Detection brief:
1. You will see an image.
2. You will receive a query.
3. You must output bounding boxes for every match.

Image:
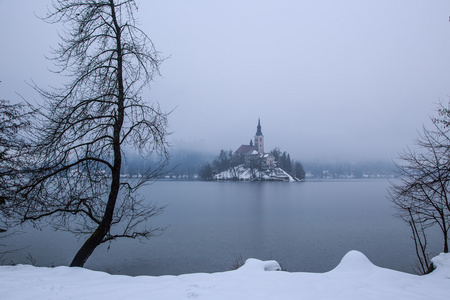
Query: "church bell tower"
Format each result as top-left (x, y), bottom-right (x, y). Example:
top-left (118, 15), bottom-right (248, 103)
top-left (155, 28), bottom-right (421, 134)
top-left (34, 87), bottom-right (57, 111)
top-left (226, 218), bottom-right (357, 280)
top-left (254, 118), bottom-right (264, 154)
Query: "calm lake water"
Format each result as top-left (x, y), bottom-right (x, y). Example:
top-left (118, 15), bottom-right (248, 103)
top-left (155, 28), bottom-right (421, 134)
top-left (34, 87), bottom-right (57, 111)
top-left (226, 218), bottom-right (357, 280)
top-left (1, 180), bottom-right (443, 275)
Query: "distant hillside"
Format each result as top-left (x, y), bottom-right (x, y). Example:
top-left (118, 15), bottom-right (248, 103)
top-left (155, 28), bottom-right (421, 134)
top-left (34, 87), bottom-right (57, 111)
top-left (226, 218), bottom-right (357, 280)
top-left (122, 149), bottom-right (395, 180)
top-left (303, 160), bottom-right (395, 179)
top-left (123, 148), bottom-right (214, 179)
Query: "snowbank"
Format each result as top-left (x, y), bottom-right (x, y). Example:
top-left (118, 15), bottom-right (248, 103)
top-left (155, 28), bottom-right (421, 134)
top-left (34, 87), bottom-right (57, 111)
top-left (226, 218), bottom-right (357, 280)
top-left (0, 251), bottom-right (449, 299)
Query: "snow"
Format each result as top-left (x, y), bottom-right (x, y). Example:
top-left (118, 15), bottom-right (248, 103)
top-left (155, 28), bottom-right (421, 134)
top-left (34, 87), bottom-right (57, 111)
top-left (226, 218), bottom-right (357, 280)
top-left (214, 165), bottom-right (298, 181)
top-left (0, 251), bottom-right (449, 299)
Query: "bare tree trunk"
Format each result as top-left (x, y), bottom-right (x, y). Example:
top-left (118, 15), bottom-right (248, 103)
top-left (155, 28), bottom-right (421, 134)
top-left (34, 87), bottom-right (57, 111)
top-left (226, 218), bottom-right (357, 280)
top-left (407, 209), bottom-right (433, 274)
top-left (10, 0), bottom-right (168, 268)
top-left (70, 1), bottom-right (124, 267)
top-left (444, 227), bottom-right (448, 253)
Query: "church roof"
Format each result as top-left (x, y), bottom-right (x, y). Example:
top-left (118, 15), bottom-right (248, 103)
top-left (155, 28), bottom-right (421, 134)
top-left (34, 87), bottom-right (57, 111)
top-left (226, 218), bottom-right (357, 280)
top-left (235, 144), bottom-right (258, 155)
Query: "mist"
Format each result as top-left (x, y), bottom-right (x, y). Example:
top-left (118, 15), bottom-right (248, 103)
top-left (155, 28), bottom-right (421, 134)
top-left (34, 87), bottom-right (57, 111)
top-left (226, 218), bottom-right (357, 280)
top-left (1, 0), bottom-right (449, 162)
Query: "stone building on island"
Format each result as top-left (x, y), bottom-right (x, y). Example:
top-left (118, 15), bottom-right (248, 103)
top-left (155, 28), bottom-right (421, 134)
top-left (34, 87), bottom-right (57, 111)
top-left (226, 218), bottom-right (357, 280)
top-left (235, 119), bottom-right (275, 169)
top-left (213, 118), bottom-right (297, 181)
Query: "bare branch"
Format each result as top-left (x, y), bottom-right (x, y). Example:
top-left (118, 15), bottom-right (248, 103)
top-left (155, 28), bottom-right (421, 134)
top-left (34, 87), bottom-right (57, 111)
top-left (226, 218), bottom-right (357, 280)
top-left (7, 0), bottom-right (170, 268)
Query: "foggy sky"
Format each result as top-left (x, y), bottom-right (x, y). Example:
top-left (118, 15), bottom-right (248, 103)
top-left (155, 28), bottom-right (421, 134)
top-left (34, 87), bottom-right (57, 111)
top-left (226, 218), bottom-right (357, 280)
top-left (1, 0), bottom-right (450, 162)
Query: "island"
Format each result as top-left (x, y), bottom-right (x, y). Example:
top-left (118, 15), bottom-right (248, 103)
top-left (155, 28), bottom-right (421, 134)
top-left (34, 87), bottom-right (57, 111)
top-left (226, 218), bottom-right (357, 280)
top-left (201, 119), bottom-right (304, 182)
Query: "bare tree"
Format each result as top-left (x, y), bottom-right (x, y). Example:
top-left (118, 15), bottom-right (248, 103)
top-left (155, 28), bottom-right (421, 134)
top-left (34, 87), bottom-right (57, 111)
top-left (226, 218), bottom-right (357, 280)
top-left (406, 208), bottom-right (434, 274)
top-left (247, 154), bottom-right (262, 180)
top-left (0, 99), bottom-right (34, 232)
top-left (389, 103), bottom-right (450, 273)
top-left (8, 0), bottom-right (170, 267)
top-left (0, 95), bottom-right (36, 260)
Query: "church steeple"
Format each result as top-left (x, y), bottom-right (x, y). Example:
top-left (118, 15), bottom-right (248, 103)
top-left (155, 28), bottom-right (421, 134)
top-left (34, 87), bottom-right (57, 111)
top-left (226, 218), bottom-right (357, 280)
top-left (255, 118), bottom-right (263, 136)
top-left (254, 118), bottom-right (264, 153)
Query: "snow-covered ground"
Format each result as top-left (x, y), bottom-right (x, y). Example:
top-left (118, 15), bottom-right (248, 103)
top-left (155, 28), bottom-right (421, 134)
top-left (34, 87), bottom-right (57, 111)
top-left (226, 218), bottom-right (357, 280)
top-left (0, 251), bottom-right (449, 299)
top-left (214, 165), bottom-right (298, 181)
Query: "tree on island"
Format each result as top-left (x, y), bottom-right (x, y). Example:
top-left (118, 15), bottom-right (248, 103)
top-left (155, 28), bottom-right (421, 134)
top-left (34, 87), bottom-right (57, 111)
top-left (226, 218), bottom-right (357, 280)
top-left (247, 152), bottom-right (263, 180)
top-left (213, 150), bottom-right (233, 173)
top-left (202, 147), bottom-right (305, 181)
top-left (389, 103), bottom-right (450, 274)
top-left (270, 148), bottom-right (305, 180)
top-left (5, 0), bottom-right (170, 268)
top-left (199, 163), bottom-right (214, 181)
top-left (293, 161), bottom-right (306, 180)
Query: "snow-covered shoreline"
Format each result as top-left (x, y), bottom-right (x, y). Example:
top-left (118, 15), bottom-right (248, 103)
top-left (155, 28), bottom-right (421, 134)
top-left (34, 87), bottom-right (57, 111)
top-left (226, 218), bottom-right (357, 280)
top-left (214, 165), bottom-right (298, 182)
top-left (0, 250), bottom-right (448, 299)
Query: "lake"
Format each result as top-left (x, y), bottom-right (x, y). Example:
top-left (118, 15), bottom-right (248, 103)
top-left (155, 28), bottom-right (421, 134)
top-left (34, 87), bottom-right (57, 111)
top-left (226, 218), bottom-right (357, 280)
top-left (1, 179), bottom-right (443, 275)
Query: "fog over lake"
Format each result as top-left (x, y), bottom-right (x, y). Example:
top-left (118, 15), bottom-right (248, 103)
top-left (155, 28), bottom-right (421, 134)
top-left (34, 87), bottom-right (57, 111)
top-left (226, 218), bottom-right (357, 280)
top-left (2, 180), bottom-right (442, 275)
top-left (1, 1), bottom-right (450, 161)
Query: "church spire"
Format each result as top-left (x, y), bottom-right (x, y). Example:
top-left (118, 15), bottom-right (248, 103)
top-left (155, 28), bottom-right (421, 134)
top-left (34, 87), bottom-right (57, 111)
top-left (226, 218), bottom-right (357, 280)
top-left (255, 118), bottom-right (263, 136)
top-left (254, 118), bottom-right (264, 153)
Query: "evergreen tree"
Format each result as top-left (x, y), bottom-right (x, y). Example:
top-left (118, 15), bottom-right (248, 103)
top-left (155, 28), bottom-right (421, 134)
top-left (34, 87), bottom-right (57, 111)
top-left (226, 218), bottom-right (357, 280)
top-left (294, 161), bottom-right (306, 180)
top-left (199, 163), bottom-right (214, 181)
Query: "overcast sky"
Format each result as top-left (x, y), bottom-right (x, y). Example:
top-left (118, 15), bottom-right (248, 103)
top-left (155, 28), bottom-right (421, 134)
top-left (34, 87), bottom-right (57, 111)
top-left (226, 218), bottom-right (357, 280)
top-left (1, 0), bottom-right (450, 162)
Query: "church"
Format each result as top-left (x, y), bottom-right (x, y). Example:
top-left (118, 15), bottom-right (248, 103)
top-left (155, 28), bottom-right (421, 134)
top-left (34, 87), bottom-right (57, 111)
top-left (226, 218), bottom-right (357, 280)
top-left (235, 119), bottom-right (275, 169)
